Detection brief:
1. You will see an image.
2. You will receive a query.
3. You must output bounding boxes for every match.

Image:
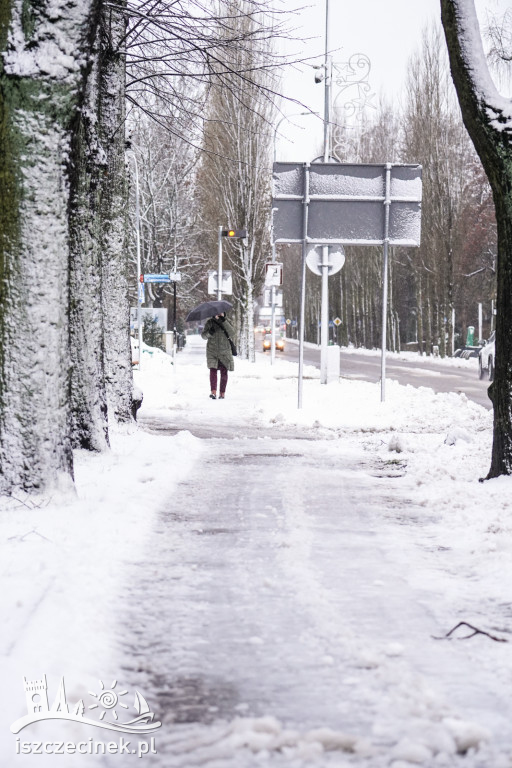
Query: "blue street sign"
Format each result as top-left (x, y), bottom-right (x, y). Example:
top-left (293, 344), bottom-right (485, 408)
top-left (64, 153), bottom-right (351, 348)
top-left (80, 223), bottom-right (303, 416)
top-left (143, 274), bottom-right (171, 283)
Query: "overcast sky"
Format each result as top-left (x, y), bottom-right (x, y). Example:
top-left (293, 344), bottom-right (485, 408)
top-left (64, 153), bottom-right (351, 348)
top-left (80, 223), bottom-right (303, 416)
top-left (276, 0), bottom-right (510, 160)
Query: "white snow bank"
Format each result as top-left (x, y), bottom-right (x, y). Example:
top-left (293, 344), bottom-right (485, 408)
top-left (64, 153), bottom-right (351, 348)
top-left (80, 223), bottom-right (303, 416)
top-left (0, 352), bottom-right (204, 739)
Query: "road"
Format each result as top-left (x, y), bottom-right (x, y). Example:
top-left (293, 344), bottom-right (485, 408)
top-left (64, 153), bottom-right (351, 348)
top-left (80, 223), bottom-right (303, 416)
top-left (272, 340), bottom-right (492, 409)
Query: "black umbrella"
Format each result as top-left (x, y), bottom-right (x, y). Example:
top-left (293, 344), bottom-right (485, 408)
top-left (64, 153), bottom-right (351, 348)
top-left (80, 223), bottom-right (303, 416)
top-left (186, 300), bottom-right (233, 322)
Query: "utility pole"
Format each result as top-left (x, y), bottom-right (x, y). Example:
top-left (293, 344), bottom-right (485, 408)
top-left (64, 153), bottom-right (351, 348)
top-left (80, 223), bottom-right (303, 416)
top-left (320, 0), bottom-right (332, 384)
top-left (322, 0), bottom-right (331, 165)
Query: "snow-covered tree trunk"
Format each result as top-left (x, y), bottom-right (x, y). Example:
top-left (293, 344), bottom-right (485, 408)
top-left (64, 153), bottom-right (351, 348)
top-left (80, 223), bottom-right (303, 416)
top-left (245, 273), bottom-right (256, 361)
top-left (98, 1), bottom-right (133, 424)
top-left (441, 0), bottom-right (512, 477)
top-left (69, 22), bottom-right (109, 451)
top-left (0, 0), bottom-right (99, 493)
top-left (238, 262), bottom-right (255, 359)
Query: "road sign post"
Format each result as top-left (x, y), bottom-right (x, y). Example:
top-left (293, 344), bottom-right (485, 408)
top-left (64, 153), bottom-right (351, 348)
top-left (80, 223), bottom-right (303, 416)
top-left (273, 161), bottom-right (422, 404)
top-left (265, 263), bottom-right (283, 366)
top-left (298, 164), bottom-right (310, 408)
top-left (217, 226), bottom-right (223, 301)
top-left (306, 246), bottom-right (345, 383)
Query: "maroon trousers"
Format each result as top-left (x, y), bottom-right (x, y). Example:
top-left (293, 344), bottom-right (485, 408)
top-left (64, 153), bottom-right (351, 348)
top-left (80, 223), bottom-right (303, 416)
top-left (209, 363), bottom-right (228, 394)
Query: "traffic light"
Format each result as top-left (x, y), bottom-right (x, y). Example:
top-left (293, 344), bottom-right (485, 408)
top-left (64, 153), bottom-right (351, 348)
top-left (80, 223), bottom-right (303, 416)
top-left (221, 228), bottom-right (247, 239)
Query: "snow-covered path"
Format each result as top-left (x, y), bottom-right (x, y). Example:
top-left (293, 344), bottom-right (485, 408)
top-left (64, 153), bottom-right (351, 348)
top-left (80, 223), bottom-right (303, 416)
top-left (106, 380), bottom-right (511, 766)
top-left (4, 337), bottom-right (512, 768)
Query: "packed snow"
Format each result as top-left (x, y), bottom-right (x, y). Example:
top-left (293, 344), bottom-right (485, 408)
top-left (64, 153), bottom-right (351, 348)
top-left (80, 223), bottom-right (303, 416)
top-left (2, 335), bottom-right (512, 767)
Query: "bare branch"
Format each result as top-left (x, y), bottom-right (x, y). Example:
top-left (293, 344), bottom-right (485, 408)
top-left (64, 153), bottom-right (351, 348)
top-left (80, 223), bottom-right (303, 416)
top-left (433, 621), bottom-right (508, 643)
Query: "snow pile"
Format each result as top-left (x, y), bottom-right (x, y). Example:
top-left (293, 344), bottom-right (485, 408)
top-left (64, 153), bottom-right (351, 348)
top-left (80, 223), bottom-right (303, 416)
top-left (227, 717), bottom-right (373, 758)
top-left (0, 361), bottom-right (204, 743)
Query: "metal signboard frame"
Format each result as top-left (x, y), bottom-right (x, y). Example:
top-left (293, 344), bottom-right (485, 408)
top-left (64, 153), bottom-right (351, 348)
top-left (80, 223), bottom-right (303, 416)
top-left (272, 161), bottom-right (422, 405)
top-left (273, 162), bottom-right (422, 246)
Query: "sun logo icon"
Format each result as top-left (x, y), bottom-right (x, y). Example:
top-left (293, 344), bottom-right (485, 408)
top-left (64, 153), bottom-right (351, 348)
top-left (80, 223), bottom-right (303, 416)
top-left (88, 680), bottom-right (129, 722)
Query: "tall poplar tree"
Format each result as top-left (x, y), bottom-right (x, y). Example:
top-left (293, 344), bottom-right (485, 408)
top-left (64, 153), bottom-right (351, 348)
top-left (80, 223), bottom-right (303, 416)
top-left (199, 1), bottom-right (276, 360)
top-left (0, 0), bottom-right (99, 492)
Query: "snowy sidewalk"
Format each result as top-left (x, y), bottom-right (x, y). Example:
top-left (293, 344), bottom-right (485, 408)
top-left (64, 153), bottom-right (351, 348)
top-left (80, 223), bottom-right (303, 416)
top-left (108, 424), bottom-right (512, 767)
top-left (2, 336), bottom-right (512, 767)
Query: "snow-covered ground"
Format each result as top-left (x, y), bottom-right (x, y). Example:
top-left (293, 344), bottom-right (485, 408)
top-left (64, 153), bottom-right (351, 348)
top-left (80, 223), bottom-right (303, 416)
top-left (2, 335), bottom-right (512, 767)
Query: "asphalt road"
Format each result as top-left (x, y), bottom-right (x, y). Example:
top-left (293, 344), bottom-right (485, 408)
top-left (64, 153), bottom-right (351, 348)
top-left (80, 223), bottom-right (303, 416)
top-left (270, 340), bottom-right (492, 410)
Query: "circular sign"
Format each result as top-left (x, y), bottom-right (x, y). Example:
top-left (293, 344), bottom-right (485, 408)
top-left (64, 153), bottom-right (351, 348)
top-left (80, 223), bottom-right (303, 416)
top-left (306, 246), bottom-right (345, 276)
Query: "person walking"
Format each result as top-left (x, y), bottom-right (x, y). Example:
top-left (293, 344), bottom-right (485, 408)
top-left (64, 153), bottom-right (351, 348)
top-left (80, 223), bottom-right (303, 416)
top-left (201, 312), bottom-right (235, 399)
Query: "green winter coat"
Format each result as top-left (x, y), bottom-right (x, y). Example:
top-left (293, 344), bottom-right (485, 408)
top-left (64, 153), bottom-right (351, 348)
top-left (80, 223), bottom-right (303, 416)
top-left (201, 317), bottom-right (236, 371)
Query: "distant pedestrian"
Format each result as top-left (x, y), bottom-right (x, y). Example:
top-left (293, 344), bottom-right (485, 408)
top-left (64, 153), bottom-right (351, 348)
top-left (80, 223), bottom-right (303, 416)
top-left (201, 313), bottom-right (235, 399)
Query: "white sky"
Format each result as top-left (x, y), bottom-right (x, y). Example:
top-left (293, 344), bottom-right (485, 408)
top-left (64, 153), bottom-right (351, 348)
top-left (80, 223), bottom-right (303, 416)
top-left (276, 0), bottom-right (511, 160)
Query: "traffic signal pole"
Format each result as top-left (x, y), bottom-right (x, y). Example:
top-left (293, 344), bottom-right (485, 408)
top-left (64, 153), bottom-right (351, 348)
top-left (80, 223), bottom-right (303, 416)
top-left (217, 226), bottom-right (223, 300)
top-left (217, 227), bottom-right (247, 300)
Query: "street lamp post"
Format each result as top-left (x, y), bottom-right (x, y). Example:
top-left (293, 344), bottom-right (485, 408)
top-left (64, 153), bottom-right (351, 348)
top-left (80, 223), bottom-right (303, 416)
top-left (322, 0), bottom-right (332, 163)
top-left (320, 0), bottom-right (332, 384)
top-left (315, 0), bottom-right (373, 384)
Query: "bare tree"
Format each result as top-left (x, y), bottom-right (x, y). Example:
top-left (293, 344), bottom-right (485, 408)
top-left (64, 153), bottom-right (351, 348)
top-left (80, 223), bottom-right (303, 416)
top-left (124, 0), bottom-right (288, 146)
top-left (0, 0), bottom-right (295, 494)
top-left (441, 0), bottom-right (512, 478)
top-left (313, 24), bottom-right (496, 359)
top-left (198, 1), bottom-right (277, 360)
top-left (485, 6), bottom-right (512, 84)
top-left (127, 102), bottom-right (205, 320)
top-left (401, 26), bottom-right (483, 357)
top-left (68, 0), bottom-right (285, 450)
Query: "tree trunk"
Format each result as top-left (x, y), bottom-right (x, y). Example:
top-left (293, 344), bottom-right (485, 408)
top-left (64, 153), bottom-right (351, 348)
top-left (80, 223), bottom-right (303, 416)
top-left (488, 190), bottom-right (512, 474)
top-left (425, 286), bottom-right (432, 356)
top-left (98, 1), bottom-right (133, 424)
top-left (441, 0), bottom-right (512, 477)
top-left (69, 22), bottom-right (109, 452)
top-left (416, 275), bottom-right (424, 355)
top-left (0, 0), bottom-right (98, 493)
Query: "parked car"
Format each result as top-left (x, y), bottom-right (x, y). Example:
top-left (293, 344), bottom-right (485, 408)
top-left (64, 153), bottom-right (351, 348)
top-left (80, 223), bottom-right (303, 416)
top-left (478, 331), bottom-right (495, 381)
top-left (263, 335), bottom-right (285, 352)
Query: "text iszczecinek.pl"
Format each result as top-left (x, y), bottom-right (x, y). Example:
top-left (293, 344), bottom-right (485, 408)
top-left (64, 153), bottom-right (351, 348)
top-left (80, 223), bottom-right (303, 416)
top-left (15, 736), bottom-right (157, 758)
